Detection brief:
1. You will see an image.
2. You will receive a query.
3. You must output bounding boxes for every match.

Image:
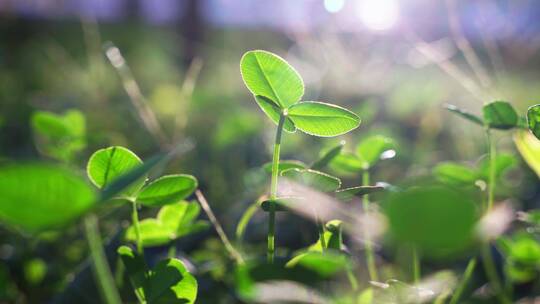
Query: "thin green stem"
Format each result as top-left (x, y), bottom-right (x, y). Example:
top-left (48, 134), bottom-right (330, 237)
top-left (412, 246), bottom-right (420, 284)
top-left (449, 258), bottom-right (477, 304)
top-left (483, 128), bottom-right (511, 304)
top-left (362, 169), bottom-right (378, 281)
top-left (482, 244), bottom-right (511, 303)
top-left (345, 265), bottom-right (359, 291)
top-left (268, 113), bottom-right (286, 263)
top-left (317, 218), bottom-right (326, 252)
top-left (486, 128), bottom-right (496, 211)
top-left (84, 214), bottom-right (122, 304)
top-left (131, 201), bottom-right (143, 255)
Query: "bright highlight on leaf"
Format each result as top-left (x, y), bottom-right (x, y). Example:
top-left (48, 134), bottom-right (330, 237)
top-left (87, 146), bottom-right (145, 197)
top-left (0, 163), bottom-right (95, 233)
top-left (137, 174), bottom-right (198, 207)
top-left (483, 101), bottom-right (518, 130)
top-left (527, 104), bottom-right (540, 140)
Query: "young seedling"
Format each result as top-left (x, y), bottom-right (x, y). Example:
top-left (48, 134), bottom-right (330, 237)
top-left (117, 246), bottom-right (197, 304)
top-left (87, 146), bottom-right (203, 303)
top-left (240, 50), bottom-right (360, 262)
top-left (328, 135), bottom-right (396, 281)
top-left (446, 101), bottom-right (521, 303)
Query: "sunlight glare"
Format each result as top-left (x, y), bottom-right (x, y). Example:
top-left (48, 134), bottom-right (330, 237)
top-left (324, 0), bottom-right (345, 13)
top-left (357, 0), bottom-right (399, 31)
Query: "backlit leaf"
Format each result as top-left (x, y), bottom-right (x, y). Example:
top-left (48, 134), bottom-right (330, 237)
top-left (515, 130), bottom-right (540, 177)
top-left (335, 185), bottom-right (385, 201)
top-left (311, 142), bottom-right (345, 170)
top-left (137, 174), bottom-right (198, 207)
top-left (254, 95), bottom-right (296, 132)
top-left (356, 135), bottom-right (396, 168)
top-left (382, 184), bottom-right (477, 258)
top-left (118, 246), bottom-right (198, 303)
top-left (240, 50), bottom-right (304, 108)
top-left (483, 101), bottom-right (518, 130)
top-left (527, 104), bottom-right (540, 140)
top-left (87, 146), bottom-right (145, 197)
top-left (287, 101), bottom-right (360, 137)
top-left (0, 163), bottom-right (96, 233)
top-left (432, 162), bottom-right (478, 186)
top-left (281, 168), bottom-right (341, 192)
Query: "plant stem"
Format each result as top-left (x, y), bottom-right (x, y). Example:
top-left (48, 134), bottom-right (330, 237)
top-left (345, 266), bottom-right (359, 291)
top-left (412, 246), bottom-right (420, 284)
top-left (449, 258), bottom-right (477, 304)
top-left (362, 169), bottom-right (378, 281)
top-left (84, 214), bottom-right (122, 304)
top-left (268, 113), bottom-right (286, 263)
top-left (486, 128), bottom-right (496, 211)
top-left (482, 244), bottom-right (510, 303)
top-left (483, 128), bottom-right (511, 304)
top-left (317, 217), bottom-right (326, 252)
top-left (131, 201), bottom-right (143, 255)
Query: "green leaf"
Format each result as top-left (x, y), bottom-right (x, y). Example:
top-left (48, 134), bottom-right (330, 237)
top-left (281, 168), bottom-right (341, 192)
top-left (514, 130), bottom-right (540, 177)
top-left (147, 258), bottom-right (198, 303)
top-left (287, 102), bottom-right (360, 137)
top-left (87, 146), bottom-right (145, 198)
top-left (159, 201), bottom-right (208, 236)
top-left (527, 104), bottom-right (540, 140)
top-left (240, 50), bottom-right (304, 108)
top-left (310, 142), bottom-right (345, 170)
top-left (483, 101), bottom-right (518, 130)
top-left (356, 135), bottom-right (396, 168)
top-left (329, 152), bottom-right (363, 174)
top-left (335, 185), bottom-right (385, 201)
top-left (100, 152), bottom-right (167, 202)
top-left (137, 174), bottom-right (198, 207)
top-left (444, 104), bottom-right (483, 126)
top-left (31, 110), bottom-right (86, 161)
top-left (432, 162), bottom-right (478, 186)
top-left (117, 245), bottom-right (147, 301)
top-left (0, 163), bottom-right (96, 233)
top-left (285, 251), bottom-right (349, 277)
top-left (324, 220), bottom-right (343, 250)
top-left (262, 160), bottom-right (307, 174)
top-left (118, 246), bottom-right (198, 303)
top-left (383, 184), bottom-right (477, 258)
top-left (254, 95), bottom-right (296, 132)
top-left (126, 219), bottom-right (172, 247)
top-left (126, 201), bottom-right (208, 247)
